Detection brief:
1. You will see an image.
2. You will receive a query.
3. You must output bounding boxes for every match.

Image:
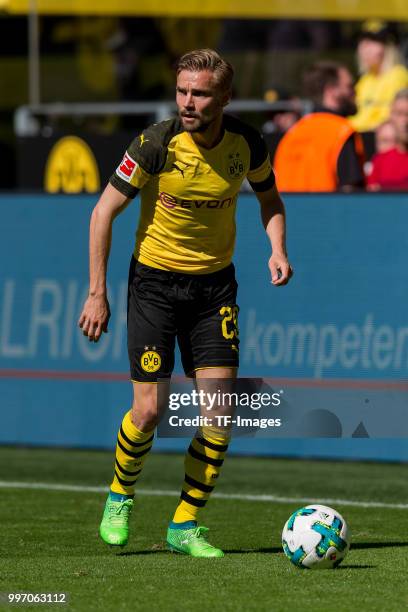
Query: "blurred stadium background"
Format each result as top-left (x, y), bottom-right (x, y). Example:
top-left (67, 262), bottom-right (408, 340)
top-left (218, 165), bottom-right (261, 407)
top-left (1, 4), bottom-right (408, 461)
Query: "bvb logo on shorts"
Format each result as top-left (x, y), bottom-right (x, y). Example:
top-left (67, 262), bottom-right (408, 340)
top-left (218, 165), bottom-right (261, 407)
top-left (140, 346), bottom-right (161, 373)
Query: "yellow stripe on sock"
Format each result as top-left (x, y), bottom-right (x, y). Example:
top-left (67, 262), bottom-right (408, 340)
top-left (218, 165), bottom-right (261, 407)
top-left (172, 429), bottom-right (230, 523)
top-left (110, 410), bottom-right (155, 496)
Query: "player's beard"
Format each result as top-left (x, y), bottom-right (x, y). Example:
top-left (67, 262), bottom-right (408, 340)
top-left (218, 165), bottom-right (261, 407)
top-left (180, 112), bottom-right (216, 133)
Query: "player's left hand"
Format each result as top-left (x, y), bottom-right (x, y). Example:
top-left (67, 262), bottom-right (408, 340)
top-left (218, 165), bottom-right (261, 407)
top-left (269, 253), bottom-right (293, 286)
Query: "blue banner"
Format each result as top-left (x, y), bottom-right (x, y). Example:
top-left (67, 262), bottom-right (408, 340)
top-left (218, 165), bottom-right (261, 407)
top-left (1, 193), bottom-right (407, 460)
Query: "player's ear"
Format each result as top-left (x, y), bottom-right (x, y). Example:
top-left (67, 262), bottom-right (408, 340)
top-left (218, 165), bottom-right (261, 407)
top-left (221, 88), bottom-right (232, 107)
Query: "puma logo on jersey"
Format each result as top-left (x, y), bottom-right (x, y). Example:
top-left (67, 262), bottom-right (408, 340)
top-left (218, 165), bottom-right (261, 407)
top-left (139, 134), bottom-right (149, 147)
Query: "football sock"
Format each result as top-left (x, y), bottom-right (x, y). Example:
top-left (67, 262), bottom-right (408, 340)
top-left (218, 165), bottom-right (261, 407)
top-left (168, 520), bottom-right (197, 529)
top-left (109, 492), bottom-right (134, 501)
top-left (172, 426), bottom-right (230, 523)
top-left (110, 410), bottom-right (154, 496)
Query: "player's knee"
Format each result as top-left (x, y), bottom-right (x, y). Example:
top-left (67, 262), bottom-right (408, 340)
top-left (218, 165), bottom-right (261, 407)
top-left (131, 394), bottom-right (160, 431)
top-left (131, 407), bottom-right (158, 431)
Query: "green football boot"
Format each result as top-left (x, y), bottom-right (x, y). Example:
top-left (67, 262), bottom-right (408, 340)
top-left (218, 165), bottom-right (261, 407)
top-left (99, 496), bottom-right (133, 547)
top-left (166, 524), bottom-right (224, 558)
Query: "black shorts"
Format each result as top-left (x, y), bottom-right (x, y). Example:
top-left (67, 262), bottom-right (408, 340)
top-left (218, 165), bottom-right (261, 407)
top-left (127, 258), bottom-right (239, 382)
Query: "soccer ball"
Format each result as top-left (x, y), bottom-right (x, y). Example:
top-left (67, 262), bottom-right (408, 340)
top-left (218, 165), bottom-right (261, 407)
top-left (282, 504), bottom-right (350, 569)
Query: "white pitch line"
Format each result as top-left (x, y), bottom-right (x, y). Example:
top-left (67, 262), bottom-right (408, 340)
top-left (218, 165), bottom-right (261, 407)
top-left (0, 480), bottom-right (407, 510)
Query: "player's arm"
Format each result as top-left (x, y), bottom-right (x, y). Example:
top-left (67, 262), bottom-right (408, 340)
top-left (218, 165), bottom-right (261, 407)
top-left (255, 184), bottom-right (292, 286)
top-left (245, 127), bottom-right (292, 286)
top-left (78, 183), bottom-right (132, 342)
top-left (79, 131), bottom-right (156, 342)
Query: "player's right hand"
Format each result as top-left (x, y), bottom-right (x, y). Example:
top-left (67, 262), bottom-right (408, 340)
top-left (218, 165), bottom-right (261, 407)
top-left (78, 295), bottom-right (111, 342)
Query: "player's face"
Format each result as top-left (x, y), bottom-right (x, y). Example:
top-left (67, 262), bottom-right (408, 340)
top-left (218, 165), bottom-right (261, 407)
top-left (176, 69), bottom-right (229, 133)
top-left (390, 98), bottom-right (408, 146)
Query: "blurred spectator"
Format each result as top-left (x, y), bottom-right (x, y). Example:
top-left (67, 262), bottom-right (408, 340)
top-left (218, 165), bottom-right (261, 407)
top-left (364, 120), bottom-right (398, 177)
top-left (262, 89), bottom-right (302, 161)
top-left (274, 61), bottom-right (365, 192)
top-left (350, 21), bottom-right (408, 132)
top-left (263, 89), bottom-right (302, 134)
top-left (367, 89), bottom-right (408, 190)
top-left (375, 120), bottom-right (398, 153)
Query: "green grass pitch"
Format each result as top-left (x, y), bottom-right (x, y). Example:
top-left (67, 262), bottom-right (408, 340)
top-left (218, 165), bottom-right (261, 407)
top-left (0, 447), bottom-right (407, 611)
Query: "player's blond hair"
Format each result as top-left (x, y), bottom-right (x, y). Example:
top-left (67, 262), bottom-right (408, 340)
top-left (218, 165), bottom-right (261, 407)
top-left (176, 49), bottom-right (234, 92)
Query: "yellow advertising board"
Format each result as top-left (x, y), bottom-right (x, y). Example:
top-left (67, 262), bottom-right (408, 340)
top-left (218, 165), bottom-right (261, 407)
top-left (1, 0), bottom-right (408, 20)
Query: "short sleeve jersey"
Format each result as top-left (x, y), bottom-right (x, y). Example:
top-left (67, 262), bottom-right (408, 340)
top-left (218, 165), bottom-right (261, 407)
top-left (110, 114), bottom-right (274, 273)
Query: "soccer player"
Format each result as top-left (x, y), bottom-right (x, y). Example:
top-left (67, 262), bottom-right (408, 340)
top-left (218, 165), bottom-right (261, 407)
top-left (78, 49), bottom-right (292, 558)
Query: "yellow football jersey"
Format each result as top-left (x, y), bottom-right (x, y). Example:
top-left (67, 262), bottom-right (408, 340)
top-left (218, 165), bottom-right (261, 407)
top-left (110, 114), bottom-right (274, 273)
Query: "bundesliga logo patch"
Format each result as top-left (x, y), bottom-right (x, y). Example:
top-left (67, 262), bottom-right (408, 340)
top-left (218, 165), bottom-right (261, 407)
top-left (116, 152), bottom-right (138, 182)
